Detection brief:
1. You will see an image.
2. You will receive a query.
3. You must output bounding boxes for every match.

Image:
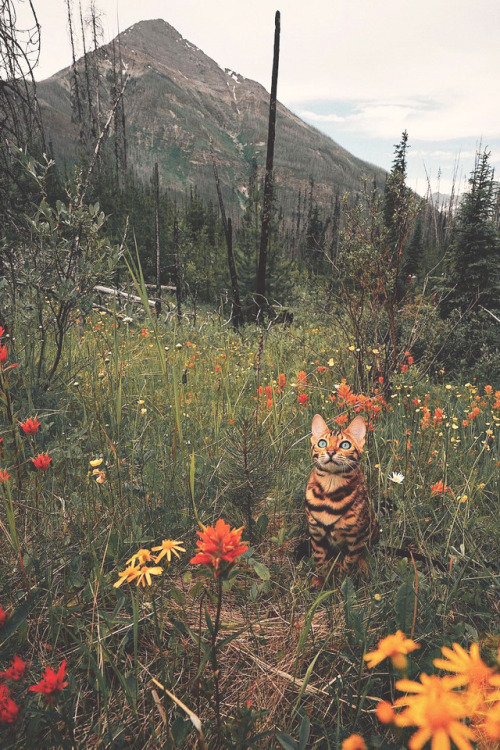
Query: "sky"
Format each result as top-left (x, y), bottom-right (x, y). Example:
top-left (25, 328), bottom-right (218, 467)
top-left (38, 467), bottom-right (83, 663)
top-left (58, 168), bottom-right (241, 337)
top-left (17, 0), bottom-right (500, 197)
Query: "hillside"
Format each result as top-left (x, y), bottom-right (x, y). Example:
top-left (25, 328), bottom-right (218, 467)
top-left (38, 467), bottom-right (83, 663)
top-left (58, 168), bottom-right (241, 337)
top-left (37, 19), bottom-right (386, 215)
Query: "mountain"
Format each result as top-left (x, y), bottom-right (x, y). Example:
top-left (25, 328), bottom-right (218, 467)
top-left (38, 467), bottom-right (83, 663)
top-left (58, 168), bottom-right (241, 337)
top-left (37, 19), bottom-right (386, 216)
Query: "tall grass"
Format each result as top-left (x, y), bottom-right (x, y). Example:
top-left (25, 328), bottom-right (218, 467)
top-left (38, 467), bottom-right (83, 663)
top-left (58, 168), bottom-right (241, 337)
top-left (0, 303), bottom-right (499, 748)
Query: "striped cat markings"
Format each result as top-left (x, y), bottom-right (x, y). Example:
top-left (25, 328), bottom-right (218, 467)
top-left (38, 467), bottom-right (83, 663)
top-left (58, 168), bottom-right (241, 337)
top-left (306, 413), bottom-right (380, 581)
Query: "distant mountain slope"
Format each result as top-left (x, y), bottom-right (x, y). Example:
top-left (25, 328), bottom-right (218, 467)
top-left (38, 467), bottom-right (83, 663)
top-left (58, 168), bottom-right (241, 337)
top-left (37, 19), bottom-right (386, 215)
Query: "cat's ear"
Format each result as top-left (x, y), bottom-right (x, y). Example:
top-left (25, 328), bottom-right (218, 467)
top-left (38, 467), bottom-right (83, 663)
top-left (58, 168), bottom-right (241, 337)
top-left (345, 415), bottom-right (366, 448)
top-left (311, 414), bottom-right (329, 440)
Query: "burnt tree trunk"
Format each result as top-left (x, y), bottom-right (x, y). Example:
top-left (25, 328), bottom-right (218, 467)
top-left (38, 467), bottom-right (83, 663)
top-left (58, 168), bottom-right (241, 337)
top-left (154, 161), bottom-right (161, 316)
top-left (256, 10), bottom-right (280, 322)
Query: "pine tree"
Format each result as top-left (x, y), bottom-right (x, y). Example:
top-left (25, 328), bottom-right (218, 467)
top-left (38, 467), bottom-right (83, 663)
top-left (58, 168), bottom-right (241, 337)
top-left (443, 149), bottom-right (500, 314)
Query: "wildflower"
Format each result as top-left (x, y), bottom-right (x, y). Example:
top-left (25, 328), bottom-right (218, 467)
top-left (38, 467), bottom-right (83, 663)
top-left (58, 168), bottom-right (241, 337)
top-left (29, 660), bottom-right (69, 704)
top-left (394, 673), bottom-right (475, 750)
top-left (0, 605), bottom-right (7, 627)
top-left (342, 734), bottom-right (366, 750)
top-left (31, 452), bottom-right (52, 471)
top-left (215, 365), bottom-right (222, 373)
top-left (89, 457), bottom-right (103, 467)
top-left (317, 365), bottom-right (327, 373)
top-left (401, 364), bottom-right (409, 373)
top-left (433, 408), bottom-right (444, 426)
top-left (484, 701), bottom-right (500, 741)
top-left (140, 328), bottom-right (149, 338)
top-left (376, 700), bottom-right (395, 723)
top-left (334, 413), bottom-right (348, 426)
top-left (297, 393), bottom-right (309, 406)
top-left (277, 373), bottom-right (286, 389)
top-left (388, 471), bottom-right (405, 484)
top-left (407, 356), bottom-right (414, 365)
top-left (0, 655), bottom-right (26, 681)
top-left (364, 630), bottom-right (420, 671)
top-left (266, 397), bottom-right (273, 409)
top-left (431, 481), bottom-right (452, 496)
top-left (19, 416), bottom-right (41, 435)
top-left (0, 683), bottom-right (19, 724)
top-left (135, 564), bottom-right (163, 587)
top-left (0, 469), bottom-right (11, 483)
top-left (433, 642), bottom-right (499, 693)
top-left (92, 469), bottom-right (106, 484)
top-left (0, 326), bottom-right (4, 338)
top-left (0, 343), bottom-right (7, 365)
top-left (297, 370), bottom-right (308, 390)
top-left (113, 563), bottom-right (141, 588)
top-left (152, 539), bottom-right (186, 563)
top-left (126, 548), bottom-right (154, 566)
top-left (190, 519), bottom-right (248, 576)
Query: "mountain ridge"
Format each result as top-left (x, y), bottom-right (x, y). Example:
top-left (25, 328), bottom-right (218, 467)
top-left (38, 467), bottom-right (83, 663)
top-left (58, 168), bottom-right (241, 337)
top-left (37, 18), bottom-right (386, 216)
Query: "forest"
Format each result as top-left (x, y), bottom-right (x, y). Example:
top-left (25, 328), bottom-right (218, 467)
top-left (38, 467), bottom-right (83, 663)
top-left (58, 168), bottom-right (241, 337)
top-left (1, 2), bottom-right (500, 748)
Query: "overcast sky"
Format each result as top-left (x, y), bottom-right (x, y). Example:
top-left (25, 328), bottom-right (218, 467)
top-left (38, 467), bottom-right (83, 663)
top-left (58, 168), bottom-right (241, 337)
top-left (18, 0), bottom-right (500, 196)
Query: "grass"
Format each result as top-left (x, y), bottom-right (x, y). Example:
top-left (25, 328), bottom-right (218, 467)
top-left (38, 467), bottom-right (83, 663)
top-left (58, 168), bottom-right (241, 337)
top-left (0, 300), bottom-right (499, 748)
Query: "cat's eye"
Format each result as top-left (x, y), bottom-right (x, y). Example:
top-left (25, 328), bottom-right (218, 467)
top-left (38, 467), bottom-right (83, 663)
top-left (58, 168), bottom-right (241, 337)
top-left (339, 440), bottom-right (351, 450)
top-left (317, 438), bottom-right (328, 448)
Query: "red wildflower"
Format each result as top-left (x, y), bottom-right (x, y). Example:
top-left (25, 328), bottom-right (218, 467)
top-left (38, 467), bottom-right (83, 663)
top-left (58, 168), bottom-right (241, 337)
top-left (190, 519), bottom-right (248, 576)
top-left (433, 408), bottom-right (444, 426)
top-left (19, 416), bottom-right (42, 435)
top-left (215, 364), bottom-right (222, 373)
top-left (317, 365), bottom-right (327, 373)
top-left (140, 328), bottom-right (149, 338)
top-left (277, 373), bottom-right (286, 389)
top-left (0, 605), bottom-right (7, 627)
top-left (266, 397), bottom-right (273, 409)
top-left (31, 452), bottom-right (52, 471)
top-left (29, 660), bottom-right (69, 704)
top-left (0, 655), bottom-right (26, 681)
top-left (0, 326), bottom-right (4, 338)
top-left (401, 364), bottom-right (409, 373)
top-left (0, 344), bottom-right (7, 365)
top-left (407, 356), bottom-right (414, 365)
top-left (297, 392), bottom-right (309, 406)
top-left (0, 683), bottom-right (19, 724)
top-left (265, 384), bottom-right (273, 398)
top-left (0, 469), bottom-right (10, 483)
top-left (335, 413), bottom-right (348, 426)
top-left (297, 370), bottom-right (308, 390)
top-left (431, 481), bottom-right (452, 496)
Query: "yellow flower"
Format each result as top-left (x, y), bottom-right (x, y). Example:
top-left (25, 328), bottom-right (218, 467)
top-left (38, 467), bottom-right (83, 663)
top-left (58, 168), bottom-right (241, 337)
top-left (364, 630), bottom-right (420, 670)
top-left (151, 539), bottom-right (186, 563)
top-left (113, 563), bottom-right (141, 588)
top-left (433, 643), bottom-right (498, 691)
top-left (341, 734), bottom-right (366, 750)
top-left (394, 673), bottom-right (475, 750)
top-left (92, 469), bottom-right (106, 484)
top-left (126, 548), bottom-right (154, 566)
top-left (135, 564), bottom-right (163, 587)
top-left (89, 458), bottom-right (103, 467)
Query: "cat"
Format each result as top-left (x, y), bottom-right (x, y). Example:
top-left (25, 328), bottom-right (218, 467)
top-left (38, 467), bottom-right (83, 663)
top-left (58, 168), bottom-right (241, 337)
top-left (305, 413), bottom-right (379, 581)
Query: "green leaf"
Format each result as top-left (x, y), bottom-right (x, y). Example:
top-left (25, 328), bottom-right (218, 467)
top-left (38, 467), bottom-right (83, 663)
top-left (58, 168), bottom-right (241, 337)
top-left (276, 732), bottom-right (299, 750)
top-left (395, 578), bottom-right (415, 633)
top-left (298, 716), bottom-right (311, 750)
top-left (249, 559), bottom-right (270, 581)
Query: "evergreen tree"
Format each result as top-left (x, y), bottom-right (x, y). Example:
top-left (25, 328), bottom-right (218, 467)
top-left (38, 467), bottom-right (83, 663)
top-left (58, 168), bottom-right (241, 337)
top-left (443, 149), bottom-right (500, 314)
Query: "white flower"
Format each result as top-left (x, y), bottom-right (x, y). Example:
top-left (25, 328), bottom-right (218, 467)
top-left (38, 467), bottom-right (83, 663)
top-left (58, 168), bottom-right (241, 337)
top-left (388, 471), bottom-right (405, 484)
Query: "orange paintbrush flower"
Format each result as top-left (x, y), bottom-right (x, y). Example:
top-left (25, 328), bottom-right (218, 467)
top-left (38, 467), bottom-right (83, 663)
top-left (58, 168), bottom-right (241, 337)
top-left (29, 661), bottom-right (69, 704)
top-left (431, 481), bottom-right (452, 496)
top-left (190, 519), bottom-right (248, 576)
top-left (364, 630), bottom-right (420, 671)
top-left (19, 416), bottom-right (41, 435)
top-left (31, 452), bottom-right (52, 471)
top-left (0, 469), bottom-right (11, 483)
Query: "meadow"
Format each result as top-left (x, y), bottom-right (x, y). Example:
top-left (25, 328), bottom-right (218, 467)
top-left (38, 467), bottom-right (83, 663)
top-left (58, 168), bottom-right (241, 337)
top-left (0, 296), bottom-right (499, 749)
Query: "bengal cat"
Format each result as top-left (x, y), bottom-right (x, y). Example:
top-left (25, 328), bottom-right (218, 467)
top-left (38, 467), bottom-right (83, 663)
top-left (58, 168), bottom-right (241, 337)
top-left (306, 413), bottom-right (379, 581)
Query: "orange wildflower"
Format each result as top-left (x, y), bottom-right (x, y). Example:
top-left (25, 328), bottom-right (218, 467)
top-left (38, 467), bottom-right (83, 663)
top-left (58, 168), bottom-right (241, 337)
top-left (376, 700), bottom-right (396, 724)
top-left (19, 416), bottom-right (42, 435)
top-left (341, 734), bottom-right (366, 750)
top-left (151, 539), bottom-right (186, 563)
top-left (31, 452), bottom-right (52, 471)
top-left (277, 373), bottom-right (286, 389)
top-left (297, 392), bottom-right (309, 406)
top-left (297, 370), bottom-right (308, 390)
top-left (394, 673), bottom-right (475, 750)
top-left (364, 630), bottom-right (420, 671)
top-left (334, 413), bottom-right (348, 426)
top-left (431, 481), bottom-right (452, 496)
top-left (190, 519), bottom-right (248, 576)
top-left (29, 661), bottom-right (69, 704)
top-left (433, 408), bottom-right (444, 426)
top-left (0, 469), bottom-right (11, 483)
top-left (317, 365), bottom-right (327, 373)
top-left (215, 364), bottom-right (222, 373)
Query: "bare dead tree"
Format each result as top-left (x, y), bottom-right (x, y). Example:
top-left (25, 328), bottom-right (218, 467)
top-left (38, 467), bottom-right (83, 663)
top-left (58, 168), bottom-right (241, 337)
top-left (173, 218), bottom-right (182, 322)
top-left (256, 10), bottom-right (280, 322)
top-left (210, 139), bottom-right (242, 328)
top-left (154, 161), bottom-right (162, 316)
